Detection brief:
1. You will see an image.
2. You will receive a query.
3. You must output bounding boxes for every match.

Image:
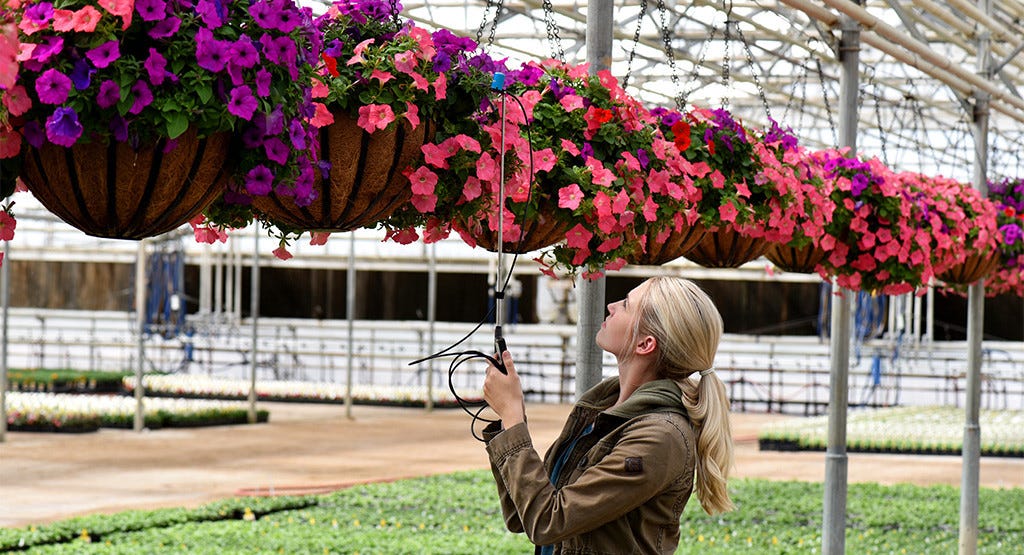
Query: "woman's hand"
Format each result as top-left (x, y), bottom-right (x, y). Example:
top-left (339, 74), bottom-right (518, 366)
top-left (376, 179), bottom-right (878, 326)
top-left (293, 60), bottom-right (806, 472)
top-left (483, 351), bottom-right (526, 428)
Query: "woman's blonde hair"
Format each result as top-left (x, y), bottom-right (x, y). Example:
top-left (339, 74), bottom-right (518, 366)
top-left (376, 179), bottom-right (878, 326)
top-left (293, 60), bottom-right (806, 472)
top-left (630, 277), bottom-right (734, 515)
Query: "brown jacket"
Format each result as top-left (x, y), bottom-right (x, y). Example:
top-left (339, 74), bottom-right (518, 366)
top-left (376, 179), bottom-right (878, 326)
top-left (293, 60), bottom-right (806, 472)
top-left (485, 377), bottom-right (697, 554)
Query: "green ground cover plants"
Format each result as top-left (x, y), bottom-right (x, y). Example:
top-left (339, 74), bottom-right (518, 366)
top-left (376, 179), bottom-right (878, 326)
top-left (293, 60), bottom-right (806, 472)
top-left (6, 370), bottom-right (131, 394)
top-left (2, 471), bottom-right (1021, 554)
top-left (759, 406), bottom-right (1024, 457)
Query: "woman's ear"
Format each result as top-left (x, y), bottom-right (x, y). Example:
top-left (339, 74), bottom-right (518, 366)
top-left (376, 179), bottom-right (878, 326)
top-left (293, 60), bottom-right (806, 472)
top-left (635, 335), bottom-right (657, 356)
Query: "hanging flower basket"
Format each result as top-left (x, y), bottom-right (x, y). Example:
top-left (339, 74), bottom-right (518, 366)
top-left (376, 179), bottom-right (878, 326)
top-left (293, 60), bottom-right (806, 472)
top-left (463, 201), bottom-right (571, 254)
top-left (252, 113), bottom-right (433, 232)
top-left (937, 251), bottom-right (1001, 285)
top-left (765, 242), bottom-right (827, 274)
top-left (627, 220), bottom-right (708, 266)
top-left (20, 129), bottom-right (230, 240)
top-left (684, 225), bottom-right (769, 268)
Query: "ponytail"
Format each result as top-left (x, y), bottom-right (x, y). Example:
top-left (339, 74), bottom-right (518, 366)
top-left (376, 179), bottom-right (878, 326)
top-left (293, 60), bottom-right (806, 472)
top-left (678, 371), bottom-right (734, 515)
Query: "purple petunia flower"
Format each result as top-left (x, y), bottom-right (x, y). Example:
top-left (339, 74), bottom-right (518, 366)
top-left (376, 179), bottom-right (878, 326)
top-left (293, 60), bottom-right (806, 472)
top-left (249, 0), bottom-right (277, 29)
top-left (135, 0), bottom-right (167, 22)
top-left (317, 159), bottom-right (332, 179)
top-left (144, 49), bottom-right (169, 85)
top-left (263, 137), bottom-right (289, 165)
top-left (581, 142), bottom-right (594, 160)
top-left (129, 81), bottom-right (153, 114)
top-left (637, 148), bottom-right (649, 169)
top-left (288, 119), bottom-right (307, 150)
top-left (25, 2), bottom-right (54, 23)
top-left (86, 41), bottom-right (120, 69)
top-left (195, 29), bottom-right (229, 72)
top-left (264, 105), bottom-right (285, 136)
top-left (1000, 223), bottom-right (1022, 246)
top-left (70, 58), bottom-right (95, 90)
top-left (240, 125), bottom-right (265, 149)
top-left (30, 36), bottom-right (64, 64)
top-left (850, 173), bottom-right (870, 197)
top-left (292, 165), bottom-right (317, 207)
top-left (324, 38), bottom-right (344, 57)
top-left (22, 121), bottom-right (45, 148)
top-left (110, 115), bottom-right (129, 142)
top-left (255, 68), bottom-right (272, 97)
top-left (45, 107), bottom-right (84, 147)
top-left (259, 34), bottom-right (297, 66)
top-left (548, 78), bottom-right (576, 101)
top-left (96, 80), bottom-right (121, 108)
top-left (35, 68), bottom-right (72, 105)
top-left (196, 0), bottom-right (224, 28)
top-left (149, 16), bottom-right (181, 39)
top-left (245, 165), bottom-right (275, 196)
top-left (229, 36), bottom-right (259, 68)
top-left (227, 86), bottom-right (258, 120)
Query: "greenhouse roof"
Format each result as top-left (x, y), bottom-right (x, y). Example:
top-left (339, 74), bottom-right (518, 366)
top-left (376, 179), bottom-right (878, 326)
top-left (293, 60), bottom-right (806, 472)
top-left (401, 0), bottom-right (1024, 183)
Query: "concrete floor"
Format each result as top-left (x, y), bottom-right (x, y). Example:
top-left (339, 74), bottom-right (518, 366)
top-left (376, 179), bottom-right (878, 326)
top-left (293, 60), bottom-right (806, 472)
top-left (1, 401), bottom-right (1021, 528)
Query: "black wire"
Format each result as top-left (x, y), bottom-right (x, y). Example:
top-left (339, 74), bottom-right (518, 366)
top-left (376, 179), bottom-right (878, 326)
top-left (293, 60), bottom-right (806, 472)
top-left (408, 85), bottom-right (539, 441)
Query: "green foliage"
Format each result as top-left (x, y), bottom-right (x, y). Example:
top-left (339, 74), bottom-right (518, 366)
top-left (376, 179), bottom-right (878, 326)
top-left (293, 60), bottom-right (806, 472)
top-left (5, 369), bottom-right (131, 393)
top-left (4, 472), bottom-right (1022, 554)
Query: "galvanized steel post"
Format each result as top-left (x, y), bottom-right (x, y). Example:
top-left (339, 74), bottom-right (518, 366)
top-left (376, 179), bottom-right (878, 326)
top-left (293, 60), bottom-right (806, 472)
top-left (822, 12), bottom-right (860, 554)
top-left (575, 0), bottom-right (614, 398)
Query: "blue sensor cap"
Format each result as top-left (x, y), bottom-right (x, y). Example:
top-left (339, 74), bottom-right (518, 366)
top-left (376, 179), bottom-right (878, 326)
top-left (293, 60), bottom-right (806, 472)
top-left (490, 72), bottom-right (506, 90)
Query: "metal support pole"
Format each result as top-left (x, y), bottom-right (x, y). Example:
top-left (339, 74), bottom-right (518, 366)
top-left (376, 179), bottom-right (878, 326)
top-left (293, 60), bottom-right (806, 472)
top-left (134, 239), bottom-right (148, 432)
top-left (426, 243), bottom-right (437, 412)
top-left (345, 232), bottom-right (356, 419)
top-left (823, 13), bottom-right (860, 555)
top-left (960, 12), bottom-right (992, 551)
top-left (248, 229), bottom-right (259, 424)
top-left (0, 240), bottom-right (10, 442)
top-left (575, 0), bottom-right (614, 398)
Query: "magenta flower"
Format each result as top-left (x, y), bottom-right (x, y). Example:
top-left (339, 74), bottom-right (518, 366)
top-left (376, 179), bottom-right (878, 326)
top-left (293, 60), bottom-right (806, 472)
top-left (35, 68), bottom-right (72, 105)
top-left (45, 107), bottom-right (83, 147)
top-left (96, 80), bottom-right (121, 108)
top-left (228, 36), bottom-right (259, 68)
top-left (134, 0), bottom-right (167, 22)
top-left (86, 41), bottom-right (120, 69)
top-left (249, 0), bottom-right (279, 30)
top-left (288, 119), bottom-right (306, 150)
top-left (144, 49), bottom-right (169, 85)
top-left (245, 165), bottom-right (275, 196)
top-left (255, 69), bottom-right (272, 97)
top-left (263, 137), bottom-right (289, 165)
top-left (227, 86), bottom-right (258, 120)
top-left (148, 16), bottom-right (180, 39)
top-left (129, 81), bottom-right (153, 114)
top-left (259, 34), bottom-right (297, 66)
top-left (25, 2), bottom-right (54, 23)
top-left (195, 0), bottom-right (225, 28)
top-left (30, 36), bottom-right (64, 64)
top-left (195, 30), bottom-right (230, 72)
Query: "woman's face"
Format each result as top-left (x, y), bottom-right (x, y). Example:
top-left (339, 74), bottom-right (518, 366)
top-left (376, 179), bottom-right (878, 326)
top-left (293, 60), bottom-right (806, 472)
top-left (596, 284), bottom-right (643, 357)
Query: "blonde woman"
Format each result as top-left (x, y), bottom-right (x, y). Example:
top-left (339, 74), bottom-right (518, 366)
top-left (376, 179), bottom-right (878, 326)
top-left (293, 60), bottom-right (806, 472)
top-left (483, 277), bottom-right (734, 554)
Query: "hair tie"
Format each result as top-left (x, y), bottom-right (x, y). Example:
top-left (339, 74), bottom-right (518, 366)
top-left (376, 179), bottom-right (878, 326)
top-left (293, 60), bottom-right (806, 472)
top-left (699, 368), bottom-right (715, 377)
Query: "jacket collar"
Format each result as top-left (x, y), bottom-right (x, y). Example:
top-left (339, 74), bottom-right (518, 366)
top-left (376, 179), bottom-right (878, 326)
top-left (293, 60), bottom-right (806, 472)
top-left (577, 376), bottom-right (686, 421)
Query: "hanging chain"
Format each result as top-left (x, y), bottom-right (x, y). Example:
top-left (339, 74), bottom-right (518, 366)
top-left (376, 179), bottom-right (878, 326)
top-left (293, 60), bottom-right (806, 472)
top-left (782, 62), bottom-right (809, 127)
top-left (656, 0), bottom-right (687, 110)
top-left (541, 0), bottom-right (566, 62)
top-left (623, 0), bottom-right (649, 90)
top-left (734, 22), bottom-right (771, 121)
top-left (721, 15), bottom-right (731, 110)
top-left (815, 58), bottom-right (838, 148)
top-left (475, 0), bottom-right (502, 49)
top-left (868, 70), bottom-right (891, 166)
